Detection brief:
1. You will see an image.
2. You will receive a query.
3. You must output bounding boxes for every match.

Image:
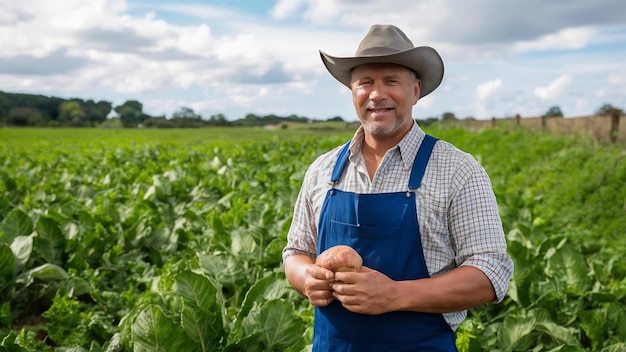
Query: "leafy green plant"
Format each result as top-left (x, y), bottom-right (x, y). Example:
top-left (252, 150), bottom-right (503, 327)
top-left (1, 127), bottom-right (624, 351)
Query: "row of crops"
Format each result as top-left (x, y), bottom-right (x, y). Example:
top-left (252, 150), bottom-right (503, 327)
top-left (1, 126), bottom-right (625, 351)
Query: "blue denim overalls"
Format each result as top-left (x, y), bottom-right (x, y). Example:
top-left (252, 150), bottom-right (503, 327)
top-left (312, 135), bottom-right (457, 351)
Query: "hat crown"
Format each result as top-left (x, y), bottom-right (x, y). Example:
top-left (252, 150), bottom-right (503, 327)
top-left (355, 24), bottom-right (414, 57)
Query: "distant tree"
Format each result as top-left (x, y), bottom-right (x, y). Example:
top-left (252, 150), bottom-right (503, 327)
top-left (81, 99), bottom-right (112, 125)
top-left (0, 92), bottom-right (10, 121)
top-left (143, 116), bottom-right (176, 128)
top-left (1, 91), bottom-right (110, 126)
top-left (0, 90), bottom-right (63, 124)
top-left (208, 114), bottom-right (231, 126)
top-left (441, 112), bottom-right (456, 122)
top-left (58, 101), bottom-right (86, 126)
top-left (115, 100), bottom-right (144, 127)
top-left (172, 107), bottom-right (200, 119)
top-left (543, 105), bottom-right (563, 118)
top-left (595, 103), bottom-right (622, 116)
top-left (415, 117), bottom-right (439, 127)
top-left (327, 116), bottom-right (344, 122)
top-left (8, 107), bottom-right (43, 126)
top-left (233, 113), bottom-right (260, 126)
top-left (261, 114), bottom-right (281, 125)
top-left (284, 114), bottom-right (309, 123)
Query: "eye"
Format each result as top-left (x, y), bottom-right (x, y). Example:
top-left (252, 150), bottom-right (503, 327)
top-left (356, 80), bottom-right (373, 88)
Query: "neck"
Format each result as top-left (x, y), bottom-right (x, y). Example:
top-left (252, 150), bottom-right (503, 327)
top-left (362, 122), bottom-right (412, 155)
top-left (361, 124), bottom-right (412, 180)
top-left (361, 141), bottom-right (384, 180)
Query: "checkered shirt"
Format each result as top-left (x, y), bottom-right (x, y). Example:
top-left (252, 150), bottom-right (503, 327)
top-left (283, 123), bottom-right (514, 330)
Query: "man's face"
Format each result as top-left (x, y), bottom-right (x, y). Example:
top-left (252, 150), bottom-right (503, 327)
top-left (351, 63), bottom-right (421, 141)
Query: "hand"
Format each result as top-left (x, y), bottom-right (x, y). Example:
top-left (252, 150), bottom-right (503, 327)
top-left (303, 264), bottom-right (336, 307)
top-left (331, 266), bottom-right (397, 315)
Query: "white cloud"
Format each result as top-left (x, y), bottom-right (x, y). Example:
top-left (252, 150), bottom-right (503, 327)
top-left (513, 27), bottom-right (594, 52)
top-left (303, 0), bottom-right (342, 25)
top-left (476, 79), bottom-right (502, 101)
top-left (608, 72), bottom-right (626, 85)
top-left (271, 0), bottom-right (306, 19)
top-left (534, 74), bottom-right (572, 101)
top-left (416, 95), bottom-right (435, 109)
top-left (136, 3), bottom-right (232, 20)
top-left (475, 79), bottom-right (502, 118)
top-left (216, 33), bottom-right (273, 65)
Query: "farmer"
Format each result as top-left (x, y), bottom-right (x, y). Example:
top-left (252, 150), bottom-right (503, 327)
top-left (282, 24), bottom-right (513, 351)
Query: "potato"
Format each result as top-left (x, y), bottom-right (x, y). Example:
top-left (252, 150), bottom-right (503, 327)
top-left (315, 245), bottom-right (362, 272)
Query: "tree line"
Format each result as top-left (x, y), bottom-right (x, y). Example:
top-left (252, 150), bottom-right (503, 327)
top-left (1, 90), bottom-right (621, 129)
top-left (0, 91), bottom-right (335, 128)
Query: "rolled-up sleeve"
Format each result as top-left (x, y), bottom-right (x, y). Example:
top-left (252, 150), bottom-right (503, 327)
top-left (449, 157), bottom-right (514, 303)
top-left (282, 149), bottom-right (339, 261)
top-left (282, 173), bottom-right (318, 260)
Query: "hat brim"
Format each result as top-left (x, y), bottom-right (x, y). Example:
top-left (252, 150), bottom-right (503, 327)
top-left (320, 46), bottom-right (444, 98)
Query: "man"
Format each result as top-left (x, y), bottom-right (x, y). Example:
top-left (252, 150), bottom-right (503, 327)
top-left (282, 24), bottom-right (513, 351)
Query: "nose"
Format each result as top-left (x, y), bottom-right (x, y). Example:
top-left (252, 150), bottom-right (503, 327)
top-left (368, 82), bottom-right (387, 102)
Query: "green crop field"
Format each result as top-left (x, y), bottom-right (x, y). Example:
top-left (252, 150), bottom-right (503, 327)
top-left (1, 125), bottom-right (625, 351)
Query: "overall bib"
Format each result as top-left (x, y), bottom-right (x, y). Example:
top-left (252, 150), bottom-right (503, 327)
top-left (313, 135), bottom-right (457, 351)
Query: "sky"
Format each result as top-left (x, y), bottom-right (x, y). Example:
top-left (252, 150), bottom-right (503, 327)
top-left (1, 0), bottom-right (625, 122)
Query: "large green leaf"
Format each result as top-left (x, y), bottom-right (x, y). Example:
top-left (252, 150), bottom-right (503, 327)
top-left (240, 299), bottom-right (305, 350)
top-left (227, 273), bottom-right (301, 349)
top-left (609, 303), bottom-right (626, 340)
top-left (234, 272), bottom-right (288, 329)
top-left (0, 244), bottom-right (14, 279)
top-left (173, 271), bottom-right (222, 311)
top-left (10, 235), bottom-right (33, 274)
top-left (601, 343), bottom-right (626, 352)
top-left (180, 303), bottom-right (220, 352)
top-left (579, 308), bottom-right (607, 349)
top-left (130, 305), bottom-right (197, 352)
top-left (173, 271), bottom-right (225, 348)
top-left (103, 332), bottom-right (124, 352)
top-left (544, 243), bottom-right (592, 294)
top-left (506, 228), bottom-right (543, 307)
top-left (263, 236), bottom-right (285, 267)
top-left (2, 209), bottom-right (33, 242)
top-left (143, 175), bottom-right (173, 202)
top-left (15, 263), bottom-right (68, 286)
top-left (498, 308), bottom-right (581, 350)
top-left (197, 252), bottom-right (249, 288)
top-left (534, 321), bottom-right (580, 346)
top-left (35, 216), bottom-right (66, 265)
top-left (497, 310), bottom-right (537, 349)
top-left (0, 171), bottom-right (17, 192)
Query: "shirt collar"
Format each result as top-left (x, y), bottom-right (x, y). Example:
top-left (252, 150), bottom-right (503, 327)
top-left (347, 122), bottom-right (427, 170)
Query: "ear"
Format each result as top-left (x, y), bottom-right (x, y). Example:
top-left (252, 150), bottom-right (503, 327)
top-left (413, 79), bottom-right (422, 104)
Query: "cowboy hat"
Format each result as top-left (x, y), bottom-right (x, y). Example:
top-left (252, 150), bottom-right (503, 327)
top-left (320, 24), bottom-right (444, 98)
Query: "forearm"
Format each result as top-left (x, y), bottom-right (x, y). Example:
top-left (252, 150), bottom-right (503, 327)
top-left (284, 254), bottom-right (316, 297)
top-left (392, 266), bottom-right (496, 313)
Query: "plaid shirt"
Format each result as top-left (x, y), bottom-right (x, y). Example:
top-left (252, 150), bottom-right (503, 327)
top-left (283, 123), bottom-right (513, 330)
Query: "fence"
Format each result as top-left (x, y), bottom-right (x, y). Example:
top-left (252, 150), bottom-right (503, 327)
top-left (446, 110), bottom-right (625, 144)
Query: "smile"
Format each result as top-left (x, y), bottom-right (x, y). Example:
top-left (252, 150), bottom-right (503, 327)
top-left (369, 108), bottom-right (393, 113)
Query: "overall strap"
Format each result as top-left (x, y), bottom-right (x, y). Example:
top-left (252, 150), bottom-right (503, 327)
top-left (408, 134), bottom-right (438, 189)
top-left (330, 135), bottom-right (438, 188)
top-left (330, 141), bottom-right (351, 184)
